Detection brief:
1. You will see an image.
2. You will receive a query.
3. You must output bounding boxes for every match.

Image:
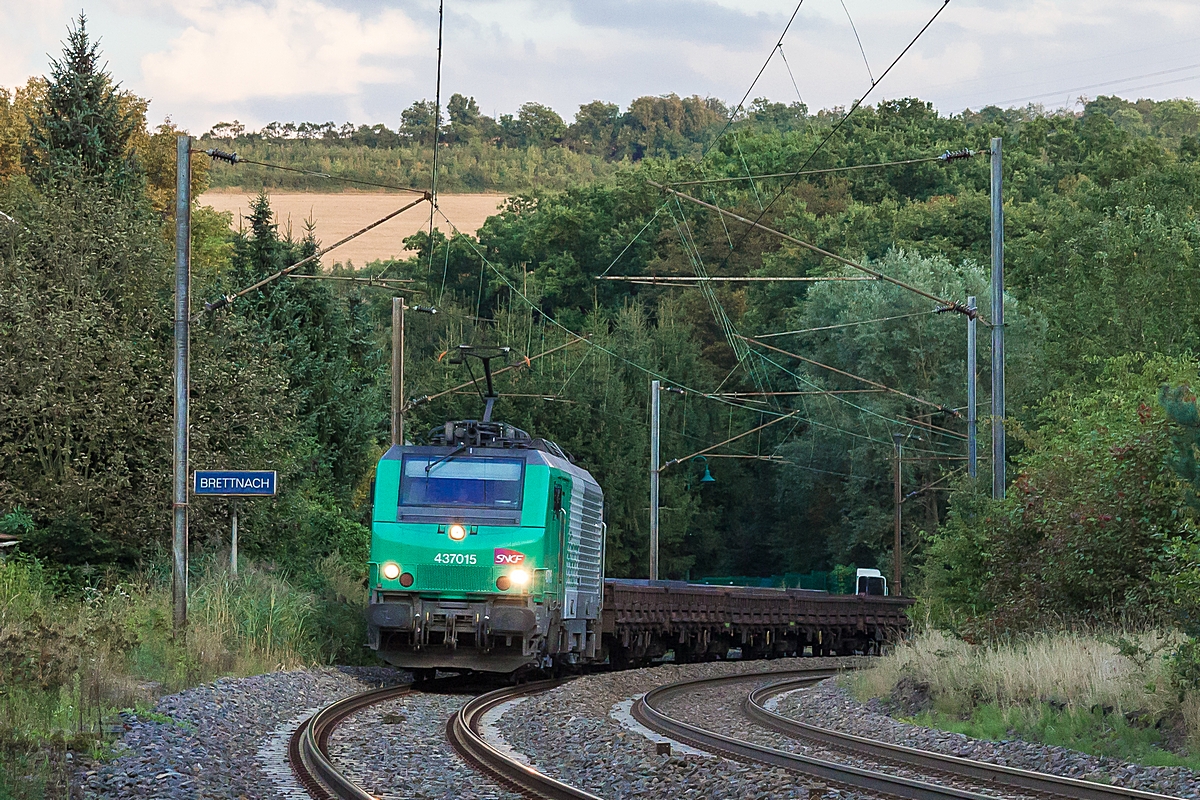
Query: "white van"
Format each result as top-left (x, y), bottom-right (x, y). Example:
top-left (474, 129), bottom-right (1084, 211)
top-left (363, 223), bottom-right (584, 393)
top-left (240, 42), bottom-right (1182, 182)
top-left (856, 568), bottom-right (888, 596)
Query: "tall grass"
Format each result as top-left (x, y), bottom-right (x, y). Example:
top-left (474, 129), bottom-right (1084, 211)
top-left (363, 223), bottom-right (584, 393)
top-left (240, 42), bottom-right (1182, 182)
top-left (849, 629), bottom-right (1200, 767)
top-left (0, 553), bottom-right (368, 799)
top-left (853, 629), bottom-right (1179, 716)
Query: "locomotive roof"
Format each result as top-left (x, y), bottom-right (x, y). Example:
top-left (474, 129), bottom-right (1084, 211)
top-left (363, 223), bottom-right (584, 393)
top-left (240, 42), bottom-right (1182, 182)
top-left (380, 442), bottom-right (602, 496)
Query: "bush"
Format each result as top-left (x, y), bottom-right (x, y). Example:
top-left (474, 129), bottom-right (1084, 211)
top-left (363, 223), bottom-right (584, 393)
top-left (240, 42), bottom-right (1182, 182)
top-left (922, 354), bottom-right (1198, 632)
top-left (0, 551), bottom-right (371, 798)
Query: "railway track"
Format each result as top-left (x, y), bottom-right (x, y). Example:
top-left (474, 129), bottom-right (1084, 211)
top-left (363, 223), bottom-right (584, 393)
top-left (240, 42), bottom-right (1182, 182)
top-left (745, 676), bottom-right (1182, 800)
top-left (289, 676), bottom-right (601, 800)
top-left (289, 682), bottom-right (412, 800)
top-left (446, 679), bottom-right (604, 800)
top-left (288, 664), bottom-right (1185, 800)
top-left (633, 669), bottom-right (1182, 800)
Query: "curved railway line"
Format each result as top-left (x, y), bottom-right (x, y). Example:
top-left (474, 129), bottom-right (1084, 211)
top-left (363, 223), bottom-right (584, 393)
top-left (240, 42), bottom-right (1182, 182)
top-left (633, 669), bottom-right (1182, 800)
top-left (284, 664), bottom-right (1186, 800)
top-left (446, 680), bottom-right (604, 800)
top-left (289, 683), bottom-right (413, 800)
top-left (288, 677), bottom-right (601, 800)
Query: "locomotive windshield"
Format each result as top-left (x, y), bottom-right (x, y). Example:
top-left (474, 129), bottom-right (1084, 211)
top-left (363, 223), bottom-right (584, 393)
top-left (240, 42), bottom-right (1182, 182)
top-left (399, 456), bottom-right (524, 509)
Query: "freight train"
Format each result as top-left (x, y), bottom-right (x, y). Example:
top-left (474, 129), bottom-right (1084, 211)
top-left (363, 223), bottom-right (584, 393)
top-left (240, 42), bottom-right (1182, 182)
top-left (365, 346), bottom-right (911, 675)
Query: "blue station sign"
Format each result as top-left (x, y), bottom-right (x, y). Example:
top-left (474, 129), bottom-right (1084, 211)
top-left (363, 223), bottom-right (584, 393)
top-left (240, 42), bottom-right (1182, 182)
top-left (193, 470), bottom-right (277, 496)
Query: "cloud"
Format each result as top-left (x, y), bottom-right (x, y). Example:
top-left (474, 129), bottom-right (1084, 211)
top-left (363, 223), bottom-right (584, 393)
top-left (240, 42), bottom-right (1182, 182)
top-left (9, 0), bottom-right (1200, 132)
top-left (0, 1), bottom-right (69, 88)
top-left (140, 0), bottom-right (427, 105)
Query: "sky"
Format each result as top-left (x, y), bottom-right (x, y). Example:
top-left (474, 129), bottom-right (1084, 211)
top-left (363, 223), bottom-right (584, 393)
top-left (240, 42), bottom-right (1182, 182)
top-left (2, 0), bottom-right (1199, 134)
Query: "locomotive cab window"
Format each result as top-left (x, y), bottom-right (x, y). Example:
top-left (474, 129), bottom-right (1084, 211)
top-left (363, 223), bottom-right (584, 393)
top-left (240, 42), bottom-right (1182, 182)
top-left (399, 456), bottom-right (524, 509)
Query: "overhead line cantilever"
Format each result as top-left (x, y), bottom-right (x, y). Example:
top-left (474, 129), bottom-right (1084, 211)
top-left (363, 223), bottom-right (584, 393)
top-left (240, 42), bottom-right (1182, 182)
top-left (652, 182), bottom-right (982, 323)
top-left (740, 334), bottom-right (963, 421)
top-left (661, 410), bottom-right (803, 470)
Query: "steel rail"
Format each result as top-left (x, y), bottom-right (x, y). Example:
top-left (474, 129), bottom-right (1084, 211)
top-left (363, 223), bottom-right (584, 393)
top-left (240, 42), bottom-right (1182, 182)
top-left (632, 668), bottom-right (1008, 800)
top-left (290, 683), bottom-right (412, 800)
top-left (447, 680), bottom-right (604, 800)
top-left (745, 677), bottom-right (1181, 800)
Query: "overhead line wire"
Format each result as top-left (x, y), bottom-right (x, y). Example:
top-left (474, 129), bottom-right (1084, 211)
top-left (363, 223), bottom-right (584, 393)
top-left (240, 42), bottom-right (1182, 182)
top-left (756, 310), bottom-right (937, 337)
top-left (740, 333), bottom-right (961, 420)
top-left (778, 44), bottom-right (805, 107)
top-left (194, 193), bottom-right (430, 320)
top-left (200, 150), bottom-right (426, 194)
top-left (702, 0), bottom-right (808, 157)
top-left (434, 209), bottom-right (950, 454)
top-left (666, 199), bottom-right (778, 405)
top-left (662, 410), bottom-right (802, 469)
top-left (713, 0), bottom-right (952, 268)
top-left (428, 0), bottom-right (445, 276)
top-left (433, 206), bottom-right (792, 419)
top-left (597, 200), bottom-right (671, 278)
top-left (668, 150), bottom-right (979, 187)
top-left (839, 0), bottom-right (874, 83)
top-left (651, 182), bottom-right (982, 322)
top-left (972, 61), bottom-right (1200, 108)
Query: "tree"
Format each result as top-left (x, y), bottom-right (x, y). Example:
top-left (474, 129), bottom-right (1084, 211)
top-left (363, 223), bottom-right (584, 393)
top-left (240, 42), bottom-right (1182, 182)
top-left (567, 101), bottom-right (620, 156)
top-left (22, 14), bottom-right (137, 187)
top-left (400, 100), bottom-right (439, 145)
top-left (446, 93), bottom-right (481, 143)
top-left (923, 355), bottom-right (1198, 632)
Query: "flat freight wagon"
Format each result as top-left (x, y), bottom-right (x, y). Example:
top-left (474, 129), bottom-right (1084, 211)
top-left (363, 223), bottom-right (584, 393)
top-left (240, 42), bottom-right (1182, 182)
top-left (602, 578), bottom-right (913, 665)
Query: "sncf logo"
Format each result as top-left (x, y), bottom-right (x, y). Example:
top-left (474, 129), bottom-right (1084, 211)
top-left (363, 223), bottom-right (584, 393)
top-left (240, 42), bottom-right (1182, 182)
top-left (494, 548), bottom-right (526, 565)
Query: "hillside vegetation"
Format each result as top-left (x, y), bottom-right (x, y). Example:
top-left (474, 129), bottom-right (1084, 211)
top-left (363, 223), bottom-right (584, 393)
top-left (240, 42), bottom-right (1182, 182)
top-left (8, 10), bottom-right (1200, 794)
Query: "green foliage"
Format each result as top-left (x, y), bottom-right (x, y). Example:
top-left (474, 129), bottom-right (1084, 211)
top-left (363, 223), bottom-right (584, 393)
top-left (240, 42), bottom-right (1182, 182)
top-left (924, 355), bottom-right (1197, 631)
top-left (0, 551), bottom-right (369, 797)
top-left (22, 15), bottom-right (137, 188)
top-left (911, 703), bottom-right (1200, 770)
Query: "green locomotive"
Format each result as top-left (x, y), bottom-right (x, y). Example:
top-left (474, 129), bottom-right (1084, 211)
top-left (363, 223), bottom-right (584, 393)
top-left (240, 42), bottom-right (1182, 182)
top-left (366, 350), bottom-right (604, 673)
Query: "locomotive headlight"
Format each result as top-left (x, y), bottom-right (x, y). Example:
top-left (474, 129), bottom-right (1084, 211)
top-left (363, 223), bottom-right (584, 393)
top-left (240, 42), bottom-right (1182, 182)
top-left (509, 568), bottom-right (530, 587)
top-left (381, 562), bottom-right (401, 581)
top-left (448, 524), bottom-right (467, 541)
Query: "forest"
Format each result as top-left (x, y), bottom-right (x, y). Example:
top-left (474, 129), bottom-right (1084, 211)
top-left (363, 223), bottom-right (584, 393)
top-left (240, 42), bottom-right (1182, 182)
top-left (5, 16), bottom-right (1200, 616)
top-left (7, 13), bottom-right (1200, 794)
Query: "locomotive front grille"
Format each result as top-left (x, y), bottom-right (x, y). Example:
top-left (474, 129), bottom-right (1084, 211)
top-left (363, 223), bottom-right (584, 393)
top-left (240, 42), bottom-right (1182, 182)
top-left (416, 564), bottom-right (495, 592)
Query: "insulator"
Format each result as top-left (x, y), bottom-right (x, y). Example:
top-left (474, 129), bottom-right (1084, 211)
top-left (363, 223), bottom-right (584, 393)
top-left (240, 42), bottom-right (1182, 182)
top-left (204, 294), bottom-right (235, 313)
top-left (205, 149), bottom-right (241, 163)
top-left (938, 148), bottom-right (975, 162)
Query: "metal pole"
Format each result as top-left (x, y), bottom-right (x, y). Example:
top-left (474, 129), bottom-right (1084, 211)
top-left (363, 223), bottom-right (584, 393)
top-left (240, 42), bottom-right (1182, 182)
top-left (967, 295), bottom-right (977, 479)
top-left (172, 135), bottom-right (191, 636)
top-left (392, 297), bottom-right (404, 446)
top-left (893, 433), bottom-right (903, 597)
top-left (990, 138), bottom-right (1006, 499)
top-left (230, 501), bottom-right (238, 578)
top-left (649, 379), bottom-right (660, 581)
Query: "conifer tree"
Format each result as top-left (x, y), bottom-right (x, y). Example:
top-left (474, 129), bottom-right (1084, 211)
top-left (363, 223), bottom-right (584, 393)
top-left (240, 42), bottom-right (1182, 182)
top-left (23, 13), bottom-right (136, 186)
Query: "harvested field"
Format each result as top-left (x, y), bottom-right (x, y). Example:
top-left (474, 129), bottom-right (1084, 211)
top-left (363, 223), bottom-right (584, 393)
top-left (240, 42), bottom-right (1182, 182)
top-left (199, 191), bottom-right (507, 267)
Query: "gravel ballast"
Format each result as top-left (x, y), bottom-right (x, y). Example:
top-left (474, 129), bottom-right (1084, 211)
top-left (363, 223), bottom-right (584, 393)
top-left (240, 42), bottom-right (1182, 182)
top-left (774, 678), bottom-right (1200, 799)
top-left (327, 691), bottom-right (522, 800)
top-left (495, 657), bottom-right (876, 800)
top-left (78, 666), bottom-right (406, 800)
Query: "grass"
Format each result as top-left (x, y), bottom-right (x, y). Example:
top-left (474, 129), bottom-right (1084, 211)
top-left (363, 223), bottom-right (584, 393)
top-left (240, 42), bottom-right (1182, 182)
top-left (909, 703), bottom-right (1200, 771)
top-left (848, 628), bottom-right (1200, 770)
top-left (0, 552), bottom-right (370, 799)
